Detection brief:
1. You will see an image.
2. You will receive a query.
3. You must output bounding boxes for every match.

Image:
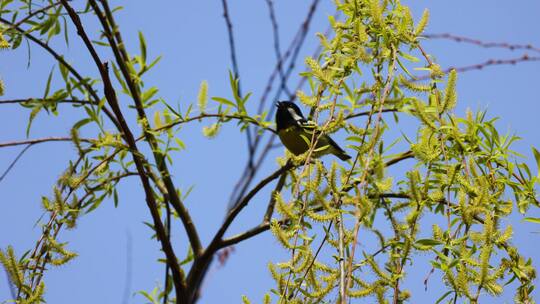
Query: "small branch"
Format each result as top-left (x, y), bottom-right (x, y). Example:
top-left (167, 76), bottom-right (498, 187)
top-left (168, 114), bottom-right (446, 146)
top-left (263, 171), bottom-right (287, 222)
top-left (220, 0), bottom-right (242, 92)
top-left (0, 136), bottom-right (92, 148)
top-left (345, 108), bottom-right (399, 120)
top-left (257, 0), bottom-right (321, 115)
top-left (219, 222), bottom-right (271, 249)
top-left (186, 162), bottom-right (295, 301)
top-left (153, 113), bottom-right (276, 135)
top-left (414, 54), bottom-right (540, 82)
top-left (216, 163), bottom-right (293, 244)
top-left (0, 145), bottom-right (32, 183)
top-left (425, 33), bottom-right (540, 54)
top-left (11, 1), bottom-right (62, 29)
top-left (228, 0), bottom-right (321, 212)
top-left (343, 49), bottom-right (399, 302)
top-left (417, 43), bottom-right (433, 67)
top-left (86, 172), bottom-right (138, 191)
top-left (337, 215), bottom-right (346, 303)
top-left (220, 0), bottom-right (257, 174)
top-left (0, 98), bottom-right (94, 105)
top-left (265, 0), bottom-right (291, 97)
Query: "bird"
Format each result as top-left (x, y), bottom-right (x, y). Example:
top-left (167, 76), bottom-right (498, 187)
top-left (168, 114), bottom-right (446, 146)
top-left (275, 101), bottom-right (351, 161)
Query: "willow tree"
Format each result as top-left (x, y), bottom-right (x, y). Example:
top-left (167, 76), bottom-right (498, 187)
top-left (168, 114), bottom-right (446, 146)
top-left (0, 0), bottom-right (538, 303)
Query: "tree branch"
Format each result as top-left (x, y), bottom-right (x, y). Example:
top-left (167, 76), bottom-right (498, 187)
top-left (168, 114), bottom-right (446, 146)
top-left (153, 113), bottom-right (276, 135)
top-left (413, 54), bottom-right (540, 82)
top-left (59, 1), bottom-right (188, 301)
top-left (90, 0), bottom-right (203, 258)
top-left (263, 170), bottom-right (287, 222)
top-left (0, 144), bottom-right (32, 183)
top-left (218, 222), bottom-right (271, 249)
top-left (11, 1), bottom-right (63, 29)
top-left (0, 136), bottom-right (92, 148)
top-left (0, 98), bottom-right (94, 105)
top-left (265, 0), bottom-right (292, 97)
top-left (425, 33), bottom-right (540, 54)
top-left (186, 162), bottom-right (294, 301)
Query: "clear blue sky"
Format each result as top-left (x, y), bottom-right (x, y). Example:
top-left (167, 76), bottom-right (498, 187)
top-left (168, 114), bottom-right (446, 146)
top-left (1, 1), bottom-right (539, 303)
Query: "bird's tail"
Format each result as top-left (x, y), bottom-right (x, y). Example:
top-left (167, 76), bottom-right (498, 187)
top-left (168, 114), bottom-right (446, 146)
top-left (335, 150), bottom-right (352, 161)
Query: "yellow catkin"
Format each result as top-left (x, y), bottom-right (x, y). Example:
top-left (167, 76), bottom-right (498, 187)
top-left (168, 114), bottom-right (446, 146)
top-left (414, 9), bottom-right (430, 37)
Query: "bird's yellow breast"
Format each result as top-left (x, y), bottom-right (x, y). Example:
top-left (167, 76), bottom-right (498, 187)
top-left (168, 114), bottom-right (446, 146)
top-left (277, 127), bottom-right (310, 155)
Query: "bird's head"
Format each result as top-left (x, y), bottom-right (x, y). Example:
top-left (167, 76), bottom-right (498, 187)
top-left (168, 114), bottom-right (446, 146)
top-left (275, 101), bottom-right (306, 131)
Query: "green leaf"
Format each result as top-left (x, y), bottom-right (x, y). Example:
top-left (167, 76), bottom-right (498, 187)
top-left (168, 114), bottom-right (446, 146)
top-left (62, 16), bottom-right (69, 46)
top-left (179, 247), bottom-right (194, 266)
top-left (396, 56), bottom-right (415, 79)
top-left (43, 67), bottom-right (54, 99)
top-left (212, 96), bottom-right (235, 107)
top-left (532, 147), bottom-right (540, 178)
top-left (138, 31), bottom-right (147, 64)
top-left (141, 87), bottom-right (159, 104)
top-left (140, 55), bottom-right (162, 77)
top-left (26, 104), bottom-right (43, 137)
top-left (175, 138), bottom-right (186, 150)
top-left (435, 291), bottom-right (453, 304)
top-left (229, 70), bottom-right (241, 104)
top-left (112, 63), bottom-right (129, 94)
top-left (162, 101), bottom-right (181, 118)
top-left (92, 40), bottom-right (110, 47)
top-left (113, 189), bottom-right (119, 207)
top-left (523, 217), bottom-right (540, 224)
top-left (399, 51), bottom-right (420, 62)
top-left (59, 58), bottom-right (69, 81)
top-left (72, 118), bottom-right (93, 130)
top-left (239, 92), bottom-right (252, 113)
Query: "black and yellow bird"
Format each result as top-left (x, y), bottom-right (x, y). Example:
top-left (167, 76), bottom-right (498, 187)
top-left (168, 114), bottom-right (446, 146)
top-left (275, 101), bottom-right (351, 161)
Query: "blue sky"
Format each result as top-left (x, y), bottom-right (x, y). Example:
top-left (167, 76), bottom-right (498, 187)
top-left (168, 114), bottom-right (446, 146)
top-left (1, 1), bottom-right (539, 303)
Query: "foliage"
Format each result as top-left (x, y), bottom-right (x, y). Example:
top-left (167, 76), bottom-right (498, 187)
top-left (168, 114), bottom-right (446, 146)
top-left (0, 0), bottom-right (538, 304)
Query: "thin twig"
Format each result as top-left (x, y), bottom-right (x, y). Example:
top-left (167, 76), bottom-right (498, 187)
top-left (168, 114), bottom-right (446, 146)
top-left (0, 144), bottom-right (32, 183)
top-left (425, 33), bottom-right (540, 54)
top-left (220, 0), bottom-right (242, 95)
top-left (220, 0), bottom-right (256, 175)
top-left (263, 171), bottom-right (288, 223)
top-left (0, 98), bottom-right (93, 105)
top-left (185, 162), bottom-right (295, 301)
top-left (0, 136), bottom-right (92, 148)
top-left (413, 54), bottom-right (540, 82)
top-left (284, 79), bottom-right (343, 300)
top-left (417, 43), bottom-right (433, 67)
top-left (153, 113), bottom-right (276, 135)
top-left (228, 0), bottom-right (321, 209)
top-left (343, 48), bottom-right (399, 303)
top-left (11, 1), bottom-right (62, 29)
top-left (217, 163), bottom-right (294, 244)
top-left (0, 17), bottom-right (120, 130)
top-left (265, 0), bottom-right (292, 97)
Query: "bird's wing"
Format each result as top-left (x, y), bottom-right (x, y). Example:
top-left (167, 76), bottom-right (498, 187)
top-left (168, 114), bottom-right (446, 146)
top-left (325, 134), bottom-right (347, 154)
